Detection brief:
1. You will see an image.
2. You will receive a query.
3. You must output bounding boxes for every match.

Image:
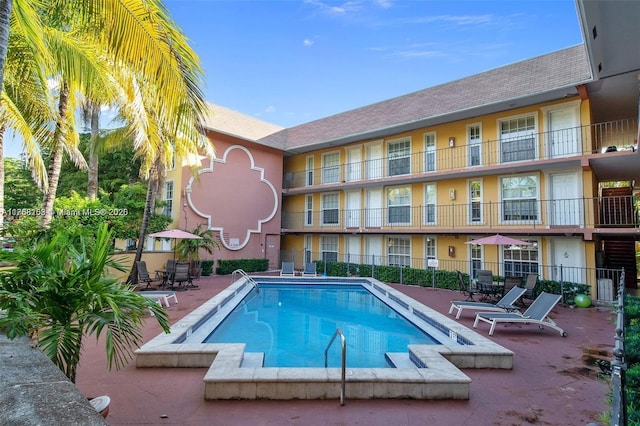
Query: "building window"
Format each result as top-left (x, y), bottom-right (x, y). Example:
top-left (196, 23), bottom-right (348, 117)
top-left (501, 175), bottom-right (539, 222)
top-left (388, 236), bottom-right (411, 266)
top-left (503, 240), bottom-right (539, 277)
top-left (321, 235), bottom-right (338, 262)
top-left (163, 181), bottom-right (174, 218)
top-left (500, 115), bottom-right (536, 162)
top-left (424, 132), bottom-right (436, 172)
top-left (424, 237), bottom-right (436, 268)
top-left (321, 193), bottom-right (339, 225)
top-left (388, 138), bottom-right (411, 176)
top-left (305, 235), bottom-right (312, 263)
top-left (469, 179), bottom-right (482, 223)
top-left (470, 244), bottom-right (482, 279)
top-left (467, 124), bottom-right (482, 166)
top-left (424, 183), bottom-right (436, 225)
top-left (387, 186), bottom-right (411, 224)
top-left (322, 152), bottom-right (340, 184)
top-left (306, 156), bottom-right (314, 186)
top-left (305, 194), bottom-right (313, 226)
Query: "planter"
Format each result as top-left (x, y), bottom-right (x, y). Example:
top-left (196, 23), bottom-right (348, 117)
top-left (574, 293), bottom-right (591, 308)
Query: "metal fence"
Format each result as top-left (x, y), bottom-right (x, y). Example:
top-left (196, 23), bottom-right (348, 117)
top-left (279, 249), bottom-right (624, 304)
top-left (611, 269), bottom-right (627, 426)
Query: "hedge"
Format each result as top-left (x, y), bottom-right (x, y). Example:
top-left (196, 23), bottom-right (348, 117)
top-left (216, 258), bottom-right (269, 275)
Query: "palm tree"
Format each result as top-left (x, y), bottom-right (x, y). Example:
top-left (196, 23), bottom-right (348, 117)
top-left (176, 223), bottom-right (220, 264)
top-left (0, 223), bottom-right (170, 383)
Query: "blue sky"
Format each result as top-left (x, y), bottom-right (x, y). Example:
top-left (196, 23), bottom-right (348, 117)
top-left (4, 0), bottom-right (583, 158)
top-left (165, 0), bottom-right (583, 127)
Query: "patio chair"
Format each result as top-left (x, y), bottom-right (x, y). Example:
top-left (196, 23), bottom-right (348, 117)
top-left (302, 262), bottom-right (317, 277)
top-left (280, 262), bottom-right (295, 276)
top-left (456, 270), bottom-right (479, 301)
top-left (473, 291), bottom-right (566, 336)
top-left (503, 276), bottom-right (522, 294)
top-left (476, 269), bottom-right (500, 300)
top-left (520, 274), bottom-right (538, 306)
top-left (135, 261), bottom-right (159, 290)
top-left (449, 286), bottom-right (526, 319)
top-left (170, 263), bottom-right (192, 290)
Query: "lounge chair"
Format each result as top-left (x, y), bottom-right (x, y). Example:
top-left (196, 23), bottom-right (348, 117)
top-left (136, 261), bottom-right (160, 290)
top-left (139, 291), bottom-right (179, 308)
top-left (448, 286), bottom-right (526, 319)
top-left (280, 262), bottom-right (295, 276)
top-left (302, 262), bottom-right (317, 277)
top-left (473, 291), bottom-right (566, 336)
top-left (456, 270), bottom-right (479, 301)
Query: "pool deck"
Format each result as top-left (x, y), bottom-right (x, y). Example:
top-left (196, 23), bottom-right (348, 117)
top-left (76, 273), bottom-right (614, 425)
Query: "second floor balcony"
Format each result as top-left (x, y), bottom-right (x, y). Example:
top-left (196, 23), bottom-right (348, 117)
top-left (283, 119), bottom-right (638, 191)
top-left (282, 195), bottom-right (639, 237)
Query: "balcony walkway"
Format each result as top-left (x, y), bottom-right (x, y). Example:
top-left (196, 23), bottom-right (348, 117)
top-left (76, 273), bottom-right (614, 426)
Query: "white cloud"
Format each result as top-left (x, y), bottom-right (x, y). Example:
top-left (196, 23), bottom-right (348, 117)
top-left (303, 38), bottom-right (315, 47)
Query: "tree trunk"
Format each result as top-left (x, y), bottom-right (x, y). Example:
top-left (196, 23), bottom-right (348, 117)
top-left (127, 163), bottom-right (159, 284)
top-left (0, 125), bottom-right (5, 230)
top-left (87, 102), bottom-right (100, 200)
top-left (0, 1), bottom-right (13, 230)
top-left (41, 81), bottom-right (70, 227)
top-left (0, 0), bottom-right (13, 95)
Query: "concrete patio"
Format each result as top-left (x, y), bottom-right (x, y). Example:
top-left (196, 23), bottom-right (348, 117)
top-left (76, 273), bottom-right (614, 425)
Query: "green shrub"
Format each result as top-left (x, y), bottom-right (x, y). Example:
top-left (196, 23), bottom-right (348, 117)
top-left (216, 258), bottom-right (269, 275)
top-left (625, 294), bottom-right (640, 424)
top-left (201, 259), bottom-right (214, 276)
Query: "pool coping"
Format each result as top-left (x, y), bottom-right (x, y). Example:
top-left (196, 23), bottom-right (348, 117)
top-left (135, 277), bottom-right (513, 400)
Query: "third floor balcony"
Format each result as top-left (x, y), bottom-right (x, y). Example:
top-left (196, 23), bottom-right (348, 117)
top-left (283, 119), bottom-right (638, 191)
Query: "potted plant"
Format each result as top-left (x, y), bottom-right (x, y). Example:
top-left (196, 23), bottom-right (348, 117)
top-left (175, 224), bottom-right (219, 277)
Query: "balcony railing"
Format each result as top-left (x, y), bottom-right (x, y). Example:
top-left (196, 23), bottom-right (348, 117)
top-left (282, 195), bottom-right (638, 230)
top-left (283, 119), bottom-right (637, 190)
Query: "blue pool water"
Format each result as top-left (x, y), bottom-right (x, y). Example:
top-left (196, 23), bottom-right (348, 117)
top-left (203, 284), bottom-right (440, 368)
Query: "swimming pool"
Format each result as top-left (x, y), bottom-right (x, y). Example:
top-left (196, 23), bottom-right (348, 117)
top-left (201, 284), bottom-right (441, 368)
top-left (136, 276), bottom-right (514, 401)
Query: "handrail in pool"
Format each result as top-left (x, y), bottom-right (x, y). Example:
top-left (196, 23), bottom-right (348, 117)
top-left (324, 328), bottom-right (346, 406)
top-left (231, 269), bottom-right (259, 293)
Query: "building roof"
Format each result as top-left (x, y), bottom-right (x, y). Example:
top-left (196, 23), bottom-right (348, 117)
top-left (201, 103), bottom-right (284, 146)
top-left (260, 45), bottom-right (592, 154)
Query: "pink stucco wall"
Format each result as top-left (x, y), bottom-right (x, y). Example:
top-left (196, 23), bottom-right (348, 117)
top-left (180, 131), bottom-right (283, 270)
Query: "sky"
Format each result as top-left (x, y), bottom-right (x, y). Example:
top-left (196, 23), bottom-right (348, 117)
top-left (4, 0), bottom-right (584, 157)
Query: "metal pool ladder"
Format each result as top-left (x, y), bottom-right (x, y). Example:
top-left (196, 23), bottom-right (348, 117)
top-left (231, 269), bottom-right (259, 293)
top-left (324, 328), bottom-right (347, 406)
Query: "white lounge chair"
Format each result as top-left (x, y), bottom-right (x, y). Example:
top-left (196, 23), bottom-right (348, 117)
top-left (449, 286), bottom-right (526, 319)
top-left (140, 291), bottom-right (178, 308)
top-left (280, 262), bottom-right (295, 276)
top-left (302, 262), bottom-right (317, 277)
top-left (473, 292), bottom-right (566, 336)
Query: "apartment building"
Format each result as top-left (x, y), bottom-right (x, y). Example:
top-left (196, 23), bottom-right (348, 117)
top-left (264, 0), bottom-right (640, 293)
top-left (165, 1), bottom-right (639, 295)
